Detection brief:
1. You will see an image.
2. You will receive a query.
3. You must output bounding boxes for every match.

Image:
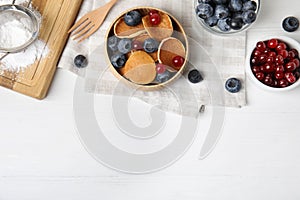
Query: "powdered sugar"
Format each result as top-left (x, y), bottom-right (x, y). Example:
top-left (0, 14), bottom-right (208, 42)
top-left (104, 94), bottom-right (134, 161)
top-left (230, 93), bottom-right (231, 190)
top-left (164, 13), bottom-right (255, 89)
top-left (1, 40), bottom-right (49, 71)
top-left (0, 11), bottom-right (33, 49)
top-left (0, 0), bottom-right (49, 72)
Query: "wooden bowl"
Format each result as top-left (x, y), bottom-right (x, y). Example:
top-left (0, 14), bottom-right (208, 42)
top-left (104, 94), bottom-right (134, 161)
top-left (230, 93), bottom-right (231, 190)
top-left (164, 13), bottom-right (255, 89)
top-left (105, 6), bottom-right (189, 90)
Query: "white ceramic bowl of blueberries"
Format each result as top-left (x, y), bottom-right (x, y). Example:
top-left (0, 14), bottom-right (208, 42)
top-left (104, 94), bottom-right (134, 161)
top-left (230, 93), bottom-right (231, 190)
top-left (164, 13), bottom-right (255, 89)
top-left (194, 0), bottom-right (260, 35)
top-left (246, 36), bottom-right (300, 92)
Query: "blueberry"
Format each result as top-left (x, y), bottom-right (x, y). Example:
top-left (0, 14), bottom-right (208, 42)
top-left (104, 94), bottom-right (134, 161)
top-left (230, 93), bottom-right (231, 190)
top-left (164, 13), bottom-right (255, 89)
top-left (196, 3), bottom-right (214, 19)
top-left (217, 18), bottom-right (231, 32)
top-left (143, 38), bottom-right (159, 53)
top-left (215, 5), bottom-right (230, 20)
top-left (74, 55), bottom-right (88, 68)
top-left (282, 16), bottom-right (299, 32)
top-left (232, 11), bottom-right (243, 19)
top-left (229, 0), bottom-right (243, 12)
top-left (188, 69), bottom-right (203, 84)
top-left (124, 10), bottom-right (142, 26)
top-left (242, 0), bottom-right (257, 11)
top-left (118, 38), bottom-right (132, 54)
top-left (242, 10), bottom-right (257, 24)
top-left (225, 78), bottom-right (241, 93)
top-left (198, 0), bottom-right (213, 3)
top-left (111, 53), bottom-right (127, 69)
top-left (108, 36), bottom-right (119, 52)
top-left (213, 0), bottom-right (228, 4)
top-left (156, 70), bottom-right (172, 83)
top-left (205, 15), bottom-right (219, 27)
top-left (230, 17), bottom-right (244, 30)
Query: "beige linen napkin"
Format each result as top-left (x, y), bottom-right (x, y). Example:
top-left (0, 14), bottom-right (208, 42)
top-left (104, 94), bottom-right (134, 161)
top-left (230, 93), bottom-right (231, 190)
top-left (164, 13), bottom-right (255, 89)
top-left (58, 0), bottom-right (247, 117)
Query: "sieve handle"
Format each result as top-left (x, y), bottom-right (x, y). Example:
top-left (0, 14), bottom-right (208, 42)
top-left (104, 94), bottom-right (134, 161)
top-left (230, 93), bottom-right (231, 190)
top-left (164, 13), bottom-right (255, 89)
top-left (12, 0), bottom-right (16, 5)
top-left (0, 53), bottom-right (9, 61)
top-left (26, 0), bottom-right (32, 8)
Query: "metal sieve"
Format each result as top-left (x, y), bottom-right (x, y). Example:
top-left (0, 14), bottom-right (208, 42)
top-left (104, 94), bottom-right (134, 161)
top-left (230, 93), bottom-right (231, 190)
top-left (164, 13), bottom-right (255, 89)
top-left (0, 0), bottom-right (39, 60)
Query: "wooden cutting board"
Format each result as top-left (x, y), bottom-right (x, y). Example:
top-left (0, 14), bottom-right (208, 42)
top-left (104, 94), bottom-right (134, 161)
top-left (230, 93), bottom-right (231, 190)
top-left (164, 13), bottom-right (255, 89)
top-left (0, 0), bottom-right (83, 99)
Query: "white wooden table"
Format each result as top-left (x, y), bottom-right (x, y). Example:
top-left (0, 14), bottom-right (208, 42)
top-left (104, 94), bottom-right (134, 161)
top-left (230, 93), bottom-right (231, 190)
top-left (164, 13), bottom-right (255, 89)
top-left (1, 0), bottom-right (300, 199)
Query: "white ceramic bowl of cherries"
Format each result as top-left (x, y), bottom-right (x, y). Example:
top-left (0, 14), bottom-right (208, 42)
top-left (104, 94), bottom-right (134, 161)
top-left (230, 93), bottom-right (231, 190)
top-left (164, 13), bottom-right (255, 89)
top-left (247, 36), bottom-right (300, 91)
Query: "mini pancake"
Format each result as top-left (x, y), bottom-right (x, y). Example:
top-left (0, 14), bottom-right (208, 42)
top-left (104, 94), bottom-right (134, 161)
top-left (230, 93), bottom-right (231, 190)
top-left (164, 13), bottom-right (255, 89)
top-left (158, 37), bottom-right (186, 71)
top-left (127, 34), bottom-right (158, 62)
top-left (142, 12), bottom-right (173, 41)
top-left (114, 18), bottom-right (146, 38)
top-left (120, 51), bottom-right (156, 85)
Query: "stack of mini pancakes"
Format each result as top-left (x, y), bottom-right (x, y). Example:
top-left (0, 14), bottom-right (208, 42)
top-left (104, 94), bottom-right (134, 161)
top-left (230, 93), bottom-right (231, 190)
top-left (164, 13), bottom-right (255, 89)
top-left (108, 7), bottom-right (187, 86)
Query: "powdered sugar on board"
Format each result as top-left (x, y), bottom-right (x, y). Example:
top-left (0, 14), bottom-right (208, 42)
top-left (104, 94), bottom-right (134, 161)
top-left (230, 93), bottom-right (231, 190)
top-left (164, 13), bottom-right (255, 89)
top-left (0, 0), bottom-right (49, 73)
top-left (1, 40), bottom-right (49, 71)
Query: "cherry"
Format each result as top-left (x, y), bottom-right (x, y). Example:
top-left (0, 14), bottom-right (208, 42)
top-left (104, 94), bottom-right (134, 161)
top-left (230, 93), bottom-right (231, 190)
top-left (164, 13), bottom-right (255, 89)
top-left (264, 49), bottom-right (270, 54)
top-left (131, 40), bottom-right (143, 50)
top-left (150, 13), bottom-right (161, 25)
top-left (278, 50), bottom-right (288, 59)
top-left (279, 79), bottom-right (289, 87)
top-left (285, 62), bottom-right (297, 72)
top-left (276, 42), bottom-right (287, 52)
top-left (264, 75), bottom-right (274, 86)
top-left (273, 80), bottom-right (279, 87)
top-left (288, 51), bottom-right (296, 60)
top-left (267, 38), bottom-right (278, 49)
top-left (172, 56), bottom-right (185, 70)
top-left (275, 55), bottom-right (284, 65)
top-left (251, 56), bottom-right (260, 65)
top-left (295, 70), bottom-right (300, 78)
top-left (290, 49), bottom-right (299, 57)
top-left (253, 49), bottom-right (262, 57)
top-left (275, 72), bottom-right (284, 80)
top-left (156, 63), bottom-right (166, 74)
top-left (252, 66), bottom-right (261, 73)
top-left (275, 65), bottom-right (285, 73)
top-left (255, 72), bottom-right (265, 81)
top-left (268, 51), bottom-right (277, 58)
top-left (264, 63), bottom-right (275, 73)
top-left (149, 9), bottom-right (158, 16)
top-left (285, 72), bottom-right (296, 83)
top-left (292, 58), bottom-right (300, 68)
top-left (256, 41), bottom-right (266, 51)
top-left (259, 54), bottom-right (267, 64)
top-left (266, 56), bottom-right (274, 64)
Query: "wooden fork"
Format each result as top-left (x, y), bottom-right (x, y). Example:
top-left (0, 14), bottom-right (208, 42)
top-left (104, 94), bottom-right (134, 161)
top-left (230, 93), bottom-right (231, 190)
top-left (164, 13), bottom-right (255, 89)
top-left (68, 0), bottom-right (118, 42)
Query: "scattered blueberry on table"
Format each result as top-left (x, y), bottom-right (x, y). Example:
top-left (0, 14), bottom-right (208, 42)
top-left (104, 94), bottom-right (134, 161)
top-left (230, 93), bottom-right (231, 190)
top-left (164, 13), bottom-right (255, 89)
top-left (282, 16), bottom-right (299, 32)
top-left (195, 0), bottom-right (258, 33)
top-left (74, 55), bottom-right (88, 68)
top-left (188, 69), bottom-right (204, 84)
top-left (225, 78), bottom-right (241, 93)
